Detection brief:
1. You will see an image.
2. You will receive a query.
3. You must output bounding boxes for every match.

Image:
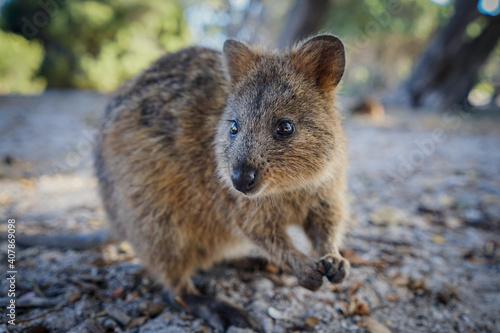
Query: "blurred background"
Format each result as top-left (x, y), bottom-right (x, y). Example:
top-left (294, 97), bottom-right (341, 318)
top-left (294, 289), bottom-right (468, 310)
top-left (1, 0), bottom-right (499, 111)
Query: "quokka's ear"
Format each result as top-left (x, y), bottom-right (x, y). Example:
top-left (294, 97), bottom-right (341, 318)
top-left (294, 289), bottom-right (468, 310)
top-left (223, 39), bottom-right (259, 86)
top-left (291, 35), bottom-right (345, 93)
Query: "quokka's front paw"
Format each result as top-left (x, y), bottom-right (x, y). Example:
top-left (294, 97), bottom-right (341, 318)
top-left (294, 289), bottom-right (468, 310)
top-left (295, 260), bottom-right (324, 291)
top-left (317, 253), bottom-right (350, 284)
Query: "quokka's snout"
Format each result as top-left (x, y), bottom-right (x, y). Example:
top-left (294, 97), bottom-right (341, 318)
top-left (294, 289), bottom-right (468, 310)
top-left (224, 117), bottom-right (301, 196)
top-left (231, 162), bottom-right (258, 194)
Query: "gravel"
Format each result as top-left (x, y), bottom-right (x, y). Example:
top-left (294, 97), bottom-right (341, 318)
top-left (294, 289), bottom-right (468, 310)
top-left (0, 91), bottom-right (499, 332)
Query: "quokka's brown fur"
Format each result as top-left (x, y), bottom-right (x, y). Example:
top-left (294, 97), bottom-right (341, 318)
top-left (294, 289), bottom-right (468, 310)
top-left (95, 34), bottom-right (349, 330)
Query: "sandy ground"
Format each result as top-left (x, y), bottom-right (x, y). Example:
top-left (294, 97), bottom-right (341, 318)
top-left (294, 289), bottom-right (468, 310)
top-left (0, 90), bottom-right (499, 333)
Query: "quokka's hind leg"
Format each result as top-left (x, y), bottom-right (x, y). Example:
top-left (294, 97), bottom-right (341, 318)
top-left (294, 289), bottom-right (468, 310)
top-left (182, 294), bottom-right (262, 332)
top-left (162, 269), bottom-right (263, 332)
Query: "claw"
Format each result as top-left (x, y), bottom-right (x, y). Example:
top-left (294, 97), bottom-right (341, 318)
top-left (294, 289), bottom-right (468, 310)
top-left (318, 254), bottom-right (350, 284)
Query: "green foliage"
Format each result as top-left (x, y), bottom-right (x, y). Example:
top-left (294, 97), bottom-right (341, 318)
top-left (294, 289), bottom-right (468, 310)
top-left (0, 0), bottom-right (190, 92)
top-left (324, 0), bottom-right (453, 41)
top-left (0, 30), bottom-right (45, 94)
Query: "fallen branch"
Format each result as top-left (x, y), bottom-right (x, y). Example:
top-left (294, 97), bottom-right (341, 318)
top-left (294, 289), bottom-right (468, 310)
top-left (0, 230), bottom-right (117, 250)
top-left (0, 297), bottom-right (62, 308)
top-left (0, 303), bottom-right (63, 325)
top-left (354, 235), bottom-right (414, 247)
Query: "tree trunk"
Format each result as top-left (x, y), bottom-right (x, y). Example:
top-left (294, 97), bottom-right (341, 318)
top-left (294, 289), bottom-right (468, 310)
top-left (404, 0), bottom-right (500, 110)
top-left (278, 0), bottom-right (330, 48)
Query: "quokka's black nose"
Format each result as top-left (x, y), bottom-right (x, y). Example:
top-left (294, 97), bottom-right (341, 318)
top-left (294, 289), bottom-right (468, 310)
top-left (231, 164), bottom-right (257, 193)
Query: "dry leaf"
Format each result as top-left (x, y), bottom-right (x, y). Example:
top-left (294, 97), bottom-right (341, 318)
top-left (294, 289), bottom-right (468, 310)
top-left (126, 290), bottom-right (141, 301)
top-left (65, 290), bottom-right (81, 303)
top-left (348, 296), bottom-right (357, 315)
top-left (265, 264), bottom-right (279, 274)
top-left (342, 250), bottom-right (371, 266)
top-left (348, 281), bottom-right (363, 295)
top-left (264, 272), bottom-right (288, 286)
top-left (112, 286), bottom-right (125, 299)
top-left (355, 302), bottom-right (370, 315)
top-left (408, 276), bottom-right (429, 293)
top-left (125, 316), bottom-right (148, 329)
top-left (432, 234), bottom-right (446, 244)
top-left (334, 301), bottom-right (348, 316)
top-left (305, 316), bottom-right (321, 327)
top-left (386, 293), bottom-right (400, 302)
top-left (390, 273), bottom-right (409, 287)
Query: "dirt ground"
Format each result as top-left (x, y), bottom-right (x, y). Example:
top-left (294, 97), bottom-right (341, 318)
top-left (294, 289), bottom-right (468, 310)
top-left (0, 90), bottom-right (499, 333)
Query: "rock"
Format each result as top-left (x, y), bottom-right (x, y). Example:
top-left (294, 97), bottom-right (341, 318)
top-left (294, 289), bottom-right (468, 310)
top-left (463, 209), bottom-right (483, 224)
top-left (68, 318), bottom-right (105, 333)
top-left (361, 317), bottom-right (392, 333)
top-left (443, 215), bottom-right (462, 229)
top-left (99, 318), bottom-right (118, 330)
top-left (370, 206), bottom-right (409, 226)
top-left (226, 327), bottom-right (256, 333)
top-left (268, 306), bottom-right (286, 320)
top-left (105, 304), bottom-right (131, 327)
top-left (418, 197), bottom-right (445, 214)
top-left (254, 278), bottom-right (274, 298)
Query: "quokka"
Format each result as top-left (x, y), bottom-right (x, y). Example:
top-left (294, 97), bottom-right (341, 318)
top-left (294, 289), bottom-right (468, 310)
top-left (95, 34), bottom-right (350, 331)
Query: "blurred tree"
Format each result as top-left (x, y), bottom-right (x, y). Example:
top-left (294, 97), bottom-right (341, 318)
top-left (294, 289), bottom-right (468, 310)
top-left (403, 0), bottom-right (500, 109)
top-left (278, 0), bottom-right (330, 48)
top-left (182, 0), bottom-right (287, 47)
top-left (307, 0), bottom-right (453, 95)
top-left (1, 0), bottom-right (190, 92)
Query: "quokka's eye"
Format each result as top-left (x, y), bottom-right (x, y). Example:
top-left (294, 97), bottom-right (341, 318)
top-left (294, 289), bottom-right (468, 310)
top-left (230, 121), bottom-right (238, 136)
top-left (275, 119), bottom-right (295, 138)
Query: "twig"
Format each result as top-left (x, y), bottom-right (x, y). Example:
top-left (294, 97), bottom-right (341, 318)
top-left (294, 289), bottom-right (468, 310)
top-left (355, 235), bottom-right (414, 247)
top-left (264, 273), bottom-right (288, 287)
top-left (0, 230), bottom-right (117, 250)
top-left (0, 303), bottom-right (62, 325)
top-left (175, 296), bottom-right (191, 313)
top-left (28, 278), bottom-right (46, 298)
top-left (0, 297), bottom-right (61, 308)
top-left (68, 277), bottom-right (98, 293)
